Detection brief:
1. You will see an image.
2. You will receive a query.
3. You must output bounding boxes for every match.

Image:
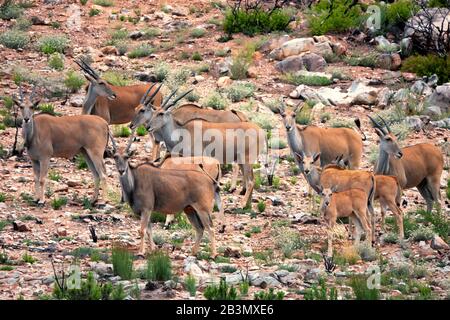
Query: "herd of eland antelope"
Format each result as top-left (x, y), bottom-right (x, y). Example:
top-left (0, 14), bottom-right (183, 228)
top-left (9, 58), bottom-right (445, 258)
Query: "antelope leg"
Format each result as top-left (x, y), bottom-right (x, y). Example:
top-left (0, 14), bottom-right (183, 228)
top-left (38, 158), bottom-right (50, 204)
top-left (138, 211), bottom-right (151, 256)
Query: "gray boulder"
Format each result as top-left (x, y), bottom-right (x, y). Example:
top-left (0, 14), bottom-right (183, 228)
top-left (426, 83), bottom-right (450, 114)
top-left (302, 53), bottom-right (327, 72)
top-left (275, 55), bottom-right (305, 73)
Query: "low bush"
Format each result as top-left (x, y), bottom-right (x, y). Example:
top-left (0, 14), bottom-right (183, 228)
top-left (401, 54), bottom-right (450, 84)
top-left (112, 245), bottom-right (134, 280)
top-left (204, 278), bottom-right (238, 300)
top-left (204, 92), bottom-right (227, 110)
top-left (307, 0), bottom-right (363, 35)
top-left (37, 35), bottom-right (70, 54)
top-left (48, 53), bottom-right (64, 70)
top-left (304, 277), bottom-right (338, 300)
top-left (283, 73), bottom-right (332, 86)
top-left (0, 29), bottom-right (29, 49)
top-left (146, 250), bottom-right (172, 281)
top-left (223, 5), bottom-right (292, 36)
top-left (225, 82), bottom-right (255, 102)
top-left (102, 71), bottom-right (133, 86)
top-left (348, 274), bottom-right (381, 300)
top-left (254, 288), bottom-right (285, 300)
top-left (0, 0), bottom-right (23, 20)
top-left (191, 27), bottom-right (206, 38)
top-left (128, 44), bottom-right (154, 59)
top-left (64, 70), bottom-right (85, 93)
top-left (51, 197), bottom-right (68, 210)
top-left (93, 0), bottom-right (114, 6)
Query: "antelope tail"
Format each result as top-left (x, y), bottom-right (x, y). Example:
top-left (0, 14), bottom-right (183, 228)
top-left (354, 118), bottom-right (367, 141)
top-left (198, 164), bottom-right (220, 188)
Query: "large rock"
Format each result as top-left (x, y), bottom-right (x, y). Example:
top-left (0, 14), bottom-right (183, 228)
top-left (301, 53), bottom-right (327, 72)
top-left (405, 8), bottom-right (450, 51)
top-left (260, 35), bottom-right (290, 52)
top-left (431, 235), bottom-right (449, 250)
top-left (311, 42), bottom-right (333, 56)
top-left (276, 38), bottom-right (315, 60)
top-left (426, 83), bottom-right (450, 115)
top-left (275, 55), bottom-right (305, 73)
top-left (376, 53), bottom-right (402, 71)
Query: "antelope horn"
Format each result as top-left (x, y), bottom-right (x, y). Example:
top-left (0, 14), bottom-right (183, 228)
top-left (165, 89), bottom-right (193, 110)
top-left (79, 59), bottom-right (99, 80)
top-left (29, 84), bottom-right (38, 102)
top-left (367, 115), bottom-right (387, 134)
top-left (140, 83), bottom-right (156, 104)
top-left (161, 88), bottom-right (179, 110)
top-left (293, 101), bottom-right (302, 113)
top-left (377, 115), bottom-right (391, 133)
top-left (18, 84), bottom-right (24, 103)
top-left (144, 82), bottom-right (163, 106)
top-left (109, 130), bottom-right (118, 153)
top-left (125, 129), bottom-right (136, 154)
top-left (74, 59), bottom-right (93, 77)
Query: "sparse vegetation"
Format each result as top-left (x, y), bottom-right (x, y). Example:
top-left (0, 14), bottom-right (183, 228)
top-left (348, 274), bottom-right (381, 300)
top-left (204, 278), bottom-right (238, 300)
top-left (254, 288), bottom-right (285, 300)
top-left (204, 92), bottom-right (227, 110)
top-left (154, 62), bottom-right (169, 82)
top-left (93, 0), bottom-right (114, 6)
top-left (51, 197), bottom-right (68, 210)
top-left (226, 82), bottom-right (255, 102)
top-left (112, 245), bottom-right (134, 280)
top-left (401, 54), bottom-right (450, 85)
top-left (304, 277), bottom-right (338, 300)
top-left (184, 275), bottom-right (197, 297)
top-left (191, 27), bottom-right (206, 38)
top-left (283, 73), bottom-right (332, 86)
top-left (0, 29), bottom-right (29, 49)
top-left (128, 44), bottom-right (154, 59)
top-left (146, 250), bottom-right (172, 281)
top-left (113, 125), bottom-right (132, 138)
top-left (64, 70), bottom-right (85, 93)
top-left (48, 53), bottom-right (64, 71)
top-left (102, 70), bottom-right (133, 86)
top-left (37, 35), bottom-right (70, 54)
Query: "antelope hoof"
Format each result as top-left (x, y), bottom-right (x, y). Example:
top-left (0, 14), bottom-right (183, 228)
top-left (218, 224), bottom-right (226, 234)
top-left (239, 188), bottom-right (247, 196)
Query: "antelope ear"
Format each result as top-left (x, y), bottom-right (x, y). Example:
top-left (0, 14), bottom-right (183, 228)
top-left (374, 128), bottom-right (384, 137)
top-left (12, 97), bottom-right (22, 107)
top-left (294, 152), bottom-right (303, 161)
top-left (32, 99), bottom-right (41, 109)
top-left (331, 185), bottom-right (338, 193)
top-left (313, 152), bottom-right (321, 163)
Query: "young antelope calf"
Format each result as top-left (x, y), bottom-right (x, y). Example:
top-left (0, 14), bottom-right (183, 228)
top-left (321, 188), bottom-right (372, 257)
top-left (110, 134), bottom-right (217, 257)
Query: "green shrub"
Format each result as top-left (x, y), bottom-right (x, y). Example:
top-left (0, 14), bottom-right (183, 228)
top-left (447, 179), bottom-right (450, 200)
top-left (330, 118), bottom-right (354, 128)
top-left (112, 245), bottom-right (134, 280)
top-left (428, 0), bottom-right (450, 7)
top-left (223, 6), bottom-right (292, 36)
top-left (113, 125), bottom-right (132, 137)
top-left (250, 113), bottom-right (275, 130)
top-left (0, 220), bottom-right (11, 231)
top-left (93, 0), bottom-right (114, 6)
top-left (0, 192), bottom-right (6, 202)
top-left (80, 0), bottom-right (88, 5)
top-left (283, 73), bottom-right (332, 86)
top-left (136, 125), bottom-right (147, 136)
top-left (382, 0), bottom-right (417, 29)
top-left (142, 27), bottom-right (161, 39)
top-left (307, 0), bottom-right (363, 35)
top-left (154, 62), bottom-right (169, 82)
top-left (128, 44), bottom-right (154, 59)
top-left (304, 277), bottom-right (338, 300)
top-left (204, 278), bottom-right (238, 300)
top-left (186, 90), bottom-right (200, 102)
top-left (114, 41), bottom-right (128, 55)
top-left (383, 232), bottom-right (399, 244)
top-left (356, 243), bottom-right (377, 262)
top-left (410, 225), bottom-right (434, 242)
top-left (257, 200), bottom-right (266, 213)
top-left (254, 288), bottom-right (285, 300)
top-left (75, 154), bottom-right (88, 169)
top-left (191, 27), bottom-right (206, 38)
top-left (295, 104), bottom-right (312, 125)
top-left (48, 170), bottom-right (62, 182)
top-left (230, 45), bottom-right (255, 80)
top-left (226, 82), bottom-right (255, 102)
top-left (38, 103), bottom-right (58, 116)
top-left (109, 28), bottom-right (128, 42)
top-left (48, 53), bottom-right (64, 70)
top-left (215, 49), bottom-right (229, 57)
top-left (273, 227), bottom-right (307, 258)
top-left (51, 197), bottom-right (68, 210)
top-left (0, 1), bottom-right (23, 20)
top-left (146, 250), bottom-right (172, 281)
top-left (0, 29), bottom-right (29, 49)
top-left (197, 64), bottom-right (210, 73)
top-left (53, 271), bottom-right (125, 300)
top-left (64, 70), bottom-right (85, 93)
top-left (348, 274), bottom-right (380, 300)
top-left (416, 209), bottom-right (450, 242)
top-left (401, 54), bottom-right (450, 85)
top-left (191, 51), bottom-right (202, 61)
top-left (89, 8), bottom-right (101, 17)
top-left (37, 35), bottom-right (69, 54)
top-left (102, 70), bottom-right (132, 86)
top-left (22, 252), bottom-right (37, 263)
top-left (204, 92), bottom-right (227, 110)
top-left (184, 275), bottom-right (197, 297)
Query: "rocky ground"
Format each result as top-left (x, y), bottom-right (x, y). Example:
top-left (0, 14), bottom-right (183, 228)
top-left (0, 0), bottom-right (449, 300)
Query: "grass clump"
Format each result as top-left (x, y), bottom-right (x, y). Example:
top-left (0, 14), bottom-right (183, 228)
top-left (344, 54), bottom-right (377, 68)
top-left (0, 29), bottom-right (29, 49)
top-left (112, 245), bottom-right (134, 280)
top-left (22, 252), bottom-right (36, 264)
top-left (273, 227), bottom-right (307, 258)
top-left (410, 225), bottom-right (435, 242)
top-left (75, 154), bottom-right (88, 170)
top-left (0, 0), bottom-right (23, 20)
top-left (51, 197), bottom-right (68, 210)
top-left (191, 51), bottom-right (202, 61)
top-left (184, 275), bottom-right (197, 297)
top-left (191, 27), bottom-right (206, 38)
top-left (268, 138), bottom-right (287, 149)
top-left (295, 103), bottom-right (312, 125)
top-left (48, 53), bottom-right (64, 71)
top-left (223, 6), bottom-right (292, 36)
top-left (37, 35), bottom-right (69, 54)
top-left (136, 125), bottom-right (147, 137)
top-left (142, 27), bottom-right (161, 39)
top-left (153, 62), bottom-right (169, 82)
top-left (225, 82), bottom-right (255, 102)
top-left (283, 73), bottom-right (332, 86)
top-left (128, 44), bottom-right (154, 59)
top-left (102, 70), bottom-right (132, 86)
top-left (204, 278), bottom-right (238, 300)
top-left (48, 170), bottom-right (62, 182)
top-left (348, 274), bottom-right (381, 300)
top-left (113, 125), bottom-right (132, 138)
top-left (64, 70), bottom-right (85, 93)
top-left (254, 288), bottom-right (285, 300)
top-left (304, 277), bottom-right (338, 300)
top-left (230, 44), bottom-right (254, 80)
top-left (307, 0), bottom-right (363, 35)
top-left (146, 250), bottom-right (172, 281)
top-left (204, 92), bottom-right (227, 110)
top-left (93, 0), bottom-right (114, 6)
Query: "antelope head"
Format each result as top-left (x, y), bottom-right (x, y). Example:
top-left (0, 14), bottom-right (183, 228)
top-left (129, 82), bottom-right (163, 130)
top-left (298, 152), bottom-right (320, 175)
top-left (110, 131), bottom-right (136, 176)
top-left (131, 86), bottom-right (192, 132)
top-left (321, 186), bottom-right (337, 208)
top-left (273, 100), bottom-right (303, 132)
top-left (75, 59), bottom-right (117, 100)
top-left (368, 115), bottom-right (403, 159)
top-left (12, 85), bottom-right (41, 144)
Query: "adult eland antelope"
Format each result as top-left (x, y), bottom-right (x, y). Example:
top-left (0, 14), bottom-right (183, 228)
top-left (368, 115), bottom-right (443, 212)
top-left (110, 133), bottom-right (218, 257)
top-left (13, 86), bottom-right (109, 204)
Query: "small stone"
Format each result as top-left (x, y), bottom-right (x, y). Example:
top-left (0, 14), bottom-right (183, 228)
top-left (57, 227), bottom-right (67, 237)
top-left (129, 31), bottom-right (143, 40)
top-left (13, 220), bottom-right (31, 232)
top-left (217, 76), bottom-right (232, 88)
top-left (101, 46), bottom-right (119, 55)
top-left (247, 66), bottom-right (258, 78)
top-left (223, 246), bottom-right (241, 258)
top-left (69, 95), bottom-right (84, 108)
top-left (431, 235), bottom-right (449, 250)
